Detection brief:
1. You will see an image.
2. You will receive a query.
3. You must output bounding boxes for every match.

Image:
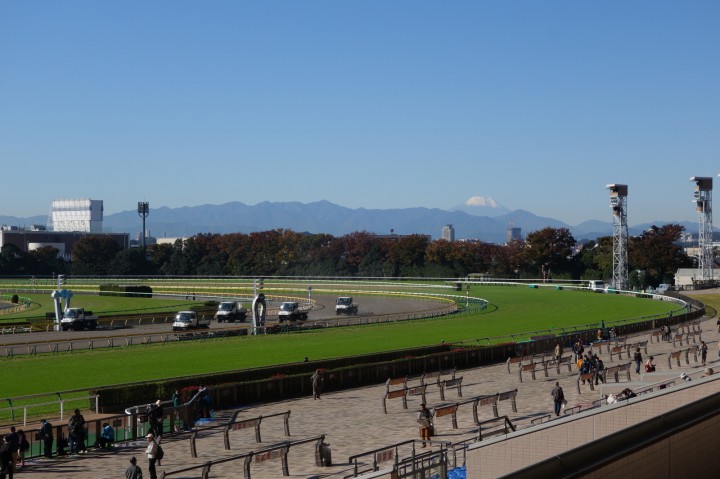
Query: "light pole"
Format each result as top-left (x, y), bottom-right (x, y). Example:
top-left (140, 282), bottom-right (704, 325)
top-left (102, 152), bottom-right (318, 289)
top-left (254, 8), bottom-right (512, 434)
top-left (137, 202), bottom-right (149, 249)
top-left (691, 177), bottom-right (713, 282)
top-left (607, 184), bottom-right (629, 290)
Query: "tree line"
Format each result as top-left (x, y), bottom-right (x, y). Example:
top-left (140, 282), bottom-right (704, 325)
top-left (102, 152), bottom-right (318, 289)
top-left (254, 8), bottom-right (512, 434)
top-left (0, 225), bottom-right (691, 288)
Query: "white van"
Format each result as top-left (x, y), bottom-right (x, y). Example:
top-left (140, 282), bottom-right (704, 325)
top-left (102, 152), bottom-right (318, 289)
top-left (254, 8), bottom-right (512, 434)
top-left (588, 280), bottom-right (605, 292)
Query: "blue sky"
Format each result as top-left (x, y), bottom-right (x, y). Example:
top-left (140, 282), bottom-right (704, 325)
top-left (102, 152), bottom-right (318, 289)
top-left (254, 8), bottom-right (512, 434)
top-left (1, 1), bottom-right (719, 226)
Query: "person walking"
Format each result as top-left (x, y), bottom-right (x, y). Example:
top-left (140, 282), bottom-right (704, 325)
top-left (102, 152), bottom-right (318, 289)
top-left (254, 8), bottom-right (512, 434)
top-left (125, 456), bottom-right (143, 479)
top-left (38, 419), bottom-right (53, 459)
top-left (417, 404), bottom-right (433, 447)
top-left (311, 369), bottom-right (324, 400)
top-left (551, 382), bottom-right (565, 417)
top-left (633, 348), bottom-right (643, 375)
top-left (700, 341), bottom-right (708, 366)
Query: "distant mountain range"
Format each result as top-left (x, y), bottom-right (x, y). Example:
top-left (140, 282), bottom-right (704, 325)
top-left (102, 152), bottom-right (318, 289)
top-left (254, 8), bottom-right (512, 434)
top-left (0, 198), bottom-right (701, 244)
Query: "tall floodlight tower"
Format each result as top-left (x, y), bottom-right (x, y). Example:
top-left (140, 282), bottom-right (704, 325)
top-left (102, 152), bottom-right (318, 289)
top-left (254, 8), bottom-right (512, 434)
top-left (607, 184), bottom-right (629, 290)
top-left (691, 177), bottom-right (713, 281)
top-left (137, 202), bottom-right (150, 249)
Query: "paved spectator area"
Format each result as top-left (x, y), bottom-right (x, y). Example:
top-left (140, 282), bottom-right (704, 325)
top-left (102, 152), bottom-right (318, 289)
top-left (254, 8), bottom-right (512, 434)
top-left (14, 316), bottom-right (720, 479)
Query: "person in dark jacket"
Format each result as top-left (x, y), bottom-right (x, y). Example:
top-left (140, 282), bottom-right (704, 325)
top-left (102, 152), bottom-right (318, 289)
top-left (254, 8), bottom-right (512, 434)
top-left (0, 435), bottom-right (13, 479)
top-left (38, 420), bottom-right (53, 459)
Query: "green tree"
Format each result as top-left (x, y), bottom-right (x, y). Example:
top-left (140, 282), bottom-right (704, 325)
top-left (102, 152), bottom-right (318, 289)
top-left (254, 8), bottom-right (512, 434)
top-left (523, 227), bottom-right (576, 279)
top-left (629, 224), bottom-right (690, 285)
top-left (71, 237), bottom-right (123, 275)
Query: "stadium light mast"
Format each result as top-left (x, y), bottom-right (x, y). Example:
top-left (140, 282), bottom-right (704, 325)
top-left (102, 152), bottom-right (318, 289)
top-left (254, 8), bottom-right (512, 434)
top-left (137, 202), bottom-right (150, 249)
top-left (691, 177), bottom-right (713, 282)
top-left (607, 184), bottom-right (629, 290)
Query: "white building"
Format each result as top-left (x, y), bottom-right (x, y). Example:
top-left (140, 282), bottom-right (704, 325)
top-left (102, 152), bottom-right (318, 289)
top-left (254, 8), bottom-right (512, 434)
top-left (50, 199), bottom-right (103, 232)
top-left (441, 224), bottom-right (455, 242)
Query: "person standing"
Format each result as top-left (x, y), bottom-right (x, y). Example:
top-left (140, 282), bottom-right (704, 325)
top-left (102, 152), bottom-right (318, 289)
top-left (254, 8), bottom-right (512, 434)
top-left (417, 404), bottom-right (433, 447)
top-left (145, 434), bottom-right (160, 479)
top-left (0, 435), bottom-right (13, 479)
top-left (5, 428), bottom-right (17, 473)
top-left (633, 348), bottom-right (643, 375)
top-left (68, 409), bottom-right (86, 454)
top-left (15, 431), bottom-right (28, 469)
top-left (125, 456), bottom-right (143, 479)
top-left (551, 382), bottom-right (565, 417)
top-left (311, 369), bottom-right (324, 400)
top-left (172, 390), bottom-right (181, 408)
top-left (147, 400), bottom-right (164, 438)
top-left (554, 343), bottom-right (562, 360)
top-left (700, 341), bottom-right (708, 366)
top-left (38, 419), bottom-right (53, 459)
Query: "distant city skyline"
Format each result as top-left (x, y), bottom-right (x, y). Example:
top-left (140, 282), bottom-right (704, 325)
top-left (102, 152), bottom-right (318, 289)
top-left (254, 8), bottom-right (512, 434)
top-left (1, 1), bottom-right (718, 225)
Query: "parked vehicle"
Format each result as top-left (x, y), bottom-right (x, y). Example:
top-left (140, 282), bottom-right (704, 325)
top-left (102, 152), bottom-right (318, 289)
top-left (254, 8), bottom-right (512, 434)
top-left (335, 296), bottom-right (358, 315)
top-left (588, 280), bottom-right (606, 292)
top-left (656, 284), bottom-right (671, 294)
top-left (277, 302), bottom-right (309, 322)
top-left (60, 307), bottom-right (98, 331)
top-left (214, 301), bottom-right (247, 322)
top-left (172, 311), bottom-right (210, 331)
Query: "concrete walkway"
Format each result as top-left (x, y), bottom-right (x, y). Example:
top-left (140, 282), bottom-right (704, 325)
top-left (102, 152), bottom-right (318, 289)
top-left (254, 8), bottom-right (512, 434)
top-left (13, 316), bottom-right (720, 479)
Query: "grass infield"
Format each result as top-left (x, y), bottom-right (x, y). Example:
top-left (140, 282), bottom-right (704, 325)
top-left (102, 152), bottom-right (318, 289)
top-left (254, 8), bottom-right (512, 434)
top-left (0, 286), bottom-right (682, 400)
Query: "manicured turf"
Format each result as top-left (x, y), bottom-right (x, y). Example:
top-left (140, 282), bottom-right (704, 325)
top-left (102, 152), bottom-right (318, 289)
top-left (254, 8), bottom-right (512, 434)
top-left (0, 286), bottom-right (681, 401)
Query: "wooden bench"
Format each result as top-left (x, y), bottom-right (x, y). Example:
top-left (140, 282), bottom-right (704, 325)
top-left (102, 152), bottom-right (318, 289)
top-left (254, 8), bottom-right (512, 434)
top-left (604, 365), bottom-right (619, 382)
top-left (473, 394), bottom-right (499, 421)
top-left (475, 416), bottom-right (515, 441)
top-left (684, 346), bottom-right (698, 365)
top-left (672, 334), bottom-right (684, 347)
top-left (626, 340), bottom-right (648, 356)
top-left (667, 351), bottom-right (683, 369)
top-left (519, 362), bottom-right (538, 382)
top-left (650, 331), bottom-right (661, 344)
top-left (576, 373), bottom-right (596, 393)
top-left (406, 384), bottom-right (427, 404)
top-left (615, 363), bottom-right (632, 382)
top-left (609, 346), bottom-right (625, 361)
top-left (382, 377), bottom-right (408, 414)
top-left (439, 377), bottom-right (463, 401)
top-left (432, 403), bottom-right (458, 431)
top-left (497, 389), bottom-right (518, 413)
top-left (506, 355), bottom-right (532, 373)
top-left (606, 338), bottom-right (626, 353)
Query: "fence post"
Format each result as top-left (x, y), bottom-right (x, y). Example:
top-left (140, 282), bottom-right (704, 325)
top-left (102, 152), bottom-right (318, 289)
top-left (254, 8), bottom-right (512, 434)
top-left (283, 411), bottom-right (291, 436)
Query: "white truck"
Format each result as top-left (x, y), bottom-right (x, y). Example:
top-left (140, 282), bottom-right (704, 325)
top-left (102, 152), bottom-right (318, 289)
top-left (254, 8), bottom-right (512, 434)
top-left (588, 280), bottom-right (606, 292)
top-left (277, 302), bottom-right (309, 322)
top-left (172, 311), bottom-right (210, 331)
top-left (214, 301), bottom-right (248, 323)
top-left (335, 296), bottom-right (358, 315)
top-left (60, 308), bottom-right (99, 331)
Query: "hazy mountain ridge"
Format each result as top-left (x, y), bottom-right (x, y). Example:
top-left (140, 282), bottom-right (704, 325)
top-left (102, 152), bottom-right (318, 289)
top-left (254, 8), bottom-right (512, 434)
top-left (0, 202), bottom-right (702, 243)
